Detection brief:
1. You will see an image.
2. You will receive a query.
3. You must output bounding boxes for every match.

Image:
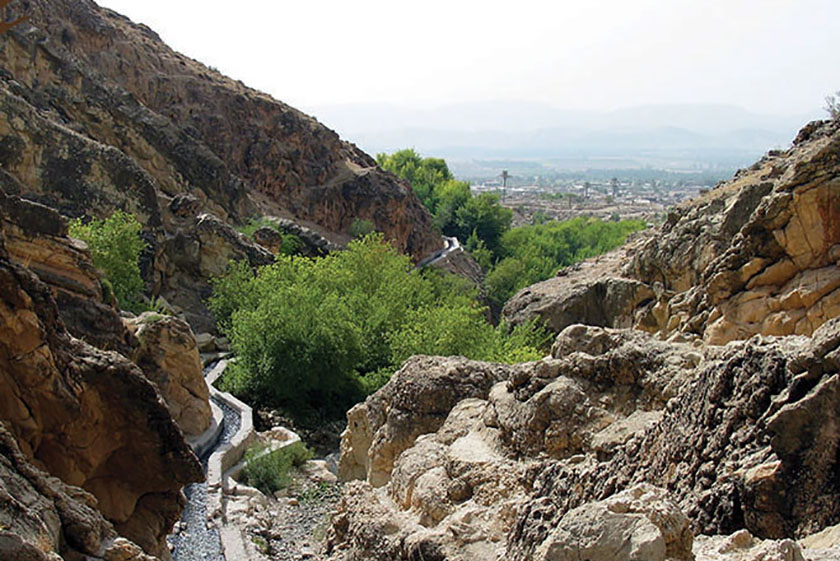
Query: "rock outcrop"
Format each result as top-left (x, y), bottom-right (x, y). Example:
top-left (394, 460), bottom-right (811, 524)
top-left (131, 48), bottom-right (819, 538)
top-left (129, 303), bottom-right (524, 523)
top-left (328, 320), bottom-right (840, 559)
top-left (504, 119), bottom-right (840, 346)
top-left (126, 312), bottom-right (211, 437)
top-left (0, 422), bottom-right (156, 561)
top-left (0, 192), bottom-right (203, 559)
top-left (0, 0), bottom-right (441, 252)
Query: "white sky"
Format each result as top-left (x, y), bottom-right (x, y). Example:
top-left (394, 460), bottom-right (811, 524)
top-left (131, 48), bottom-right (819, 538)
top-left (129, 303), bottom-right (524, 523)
top-left (95, 0), bottom-right (839, 115)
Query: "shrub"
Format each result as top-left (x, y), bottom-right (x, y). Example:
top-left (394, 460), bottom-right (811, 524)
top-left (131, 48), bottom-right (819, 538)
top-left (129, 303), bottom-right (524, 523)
top-left (349, 218), bottom-right (376, 239)
top-left (68, 210), bottom-right (147, 313)
top-left (210, 235), bottom-right (548, 420)
top-left (238, 441), bottom-right (314, 496)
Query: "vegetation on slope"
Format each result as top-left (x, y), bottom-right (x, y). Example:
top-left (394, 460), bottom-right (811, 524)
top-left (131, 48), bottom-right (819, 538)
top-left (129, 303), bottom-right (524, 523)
top-left (209, 235), bottom-right (548, 421)
top-left (68, 210), bottom-right (147, 313)
top-left (378, 149), bottom-right (647, 308)
top-left (485, 217), bottom-right (647, 306)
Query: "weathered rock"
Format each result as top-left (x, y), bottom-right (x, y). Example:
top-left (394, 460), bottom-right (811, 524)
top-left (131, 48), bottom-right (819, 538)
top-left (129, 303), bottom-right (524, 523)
top-left (533, 485), bottom-right (692, 561)
top-left (0, 423), bottom-right (156, 561)
top-left (1, 0), bottom-right (442, 263)
top-left (0, 189), bottom-right (135, 354)
top-left (125, 313), bottom-right (211, 437)
top-left (505, 120), bottom-right (840, 347)
top-left (504, 248), bottom-right (655, 334)
top-left (328, 320), bottom-right (840, 560)
top-left (339, 355), bottom-right (511, 486)
top-left (0, 217), bottom-right (202, 558)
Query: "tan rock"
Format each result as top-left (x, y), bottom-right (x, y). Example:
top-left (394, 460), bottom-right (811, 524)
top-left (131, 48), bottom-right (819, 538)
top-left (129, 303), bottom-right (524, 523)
top-left (125, 313), bottom-right (211, 437)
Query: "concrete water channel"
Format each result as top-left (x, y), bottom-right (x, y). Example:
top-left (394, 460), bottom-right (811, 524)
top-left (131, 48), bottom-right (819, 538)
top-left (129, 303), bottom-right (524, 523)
top-left (169, 361), bottom-right (243, 561)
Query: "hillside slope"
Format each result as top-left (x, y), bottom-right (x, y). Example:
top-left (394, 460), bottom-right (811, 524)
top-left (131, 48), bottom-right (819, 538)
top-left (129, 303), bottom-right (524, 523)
top-left (0, 0), bottom-right (442, 328)
top-left (329, 120), bottom-right (840, 561)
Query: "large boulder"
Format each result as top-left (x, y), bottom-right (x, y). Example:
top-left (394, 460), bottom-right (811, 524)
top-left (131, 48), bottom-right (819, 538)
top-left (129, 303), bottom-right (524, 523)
top-left (125, 312), bottom-right (211, 437)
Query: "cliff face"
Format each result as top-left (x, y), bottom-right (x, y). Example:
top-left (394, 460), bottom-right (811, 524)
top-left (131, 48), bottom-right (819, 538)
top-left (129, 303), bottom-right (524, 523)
top-left (0, 0), bottom-right (442, 331)
top-left (504, 119), bottom-right (840, 346)
top-left (0, 193), bottom-right (203, 559)
top-left (0, 0), bottom-right (441, 260)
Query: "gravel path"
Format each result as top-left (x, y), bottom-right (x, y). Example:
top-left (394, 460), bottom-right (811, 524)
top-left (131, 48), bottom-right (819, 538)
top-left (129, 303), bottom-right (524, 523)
top-left (246, 479), bottom-right (342, 560)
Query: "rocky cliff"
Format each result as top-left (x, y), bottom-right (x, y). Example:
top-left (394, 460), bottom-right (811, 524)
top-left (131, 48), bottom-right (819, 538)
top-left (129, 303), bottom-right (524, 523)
top-left (504, 119), bottom-right (840, 345)
top-left (329, 120), bottom-right (840, 561)
top-left (0, 191), bottom-right (205, 559)
top-left (0, 0), bottom-right (442, 329)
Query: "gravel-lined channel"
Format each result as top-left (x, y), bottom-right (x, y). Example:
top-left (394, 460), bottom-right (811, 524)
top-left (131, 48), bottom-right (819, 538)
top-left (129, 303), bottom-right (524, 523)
top-left (169, 366), bottom-right (241, 561)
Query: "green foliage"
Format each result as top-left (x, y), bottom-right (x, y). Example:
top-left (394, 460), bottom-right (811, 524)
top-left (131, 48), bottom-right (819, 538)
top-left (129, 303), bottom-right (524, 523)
top-left (237, 217), bottom-right (302, 256)
top-left (377, 149), bottom-right (509, 254)
top-left (210, 235), bottom-right (547, 419)
top-left (453, 193), bottom-right (512, 255)
top-left (238, 441), bottom-right (314, 496)
top-left (237, 216), bottom-right (276, 237)
top-left (485, 217), bottom-right (647, 306)
top-left (349, 218), bottom-right (376, 239)
top-left (68, 210), bottom-right (147, 313)
top-left (377, 149), bottom-right (453, 212)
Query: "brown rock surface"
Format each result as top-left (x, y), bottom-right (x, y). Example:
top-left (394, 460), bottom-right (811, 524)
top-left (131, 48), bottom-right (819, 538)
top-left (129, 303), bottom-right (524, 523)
top-left (125, 312), bottom-right (211, 437)
top-left (0, 0), bottom-right (441, 264)
top-left (0, 204), bottom-right (202, 558)
top-left (0, 422), bottom-right (155, 561)
top-left (504, 119), bottom-right (840, 346)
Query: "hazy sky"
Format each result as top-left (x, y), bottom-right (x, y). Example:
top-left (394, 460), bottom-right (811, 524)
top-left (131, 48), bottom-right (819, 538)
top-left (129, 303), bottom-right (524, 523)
top-left (96, 0), bottom-right (839, 115)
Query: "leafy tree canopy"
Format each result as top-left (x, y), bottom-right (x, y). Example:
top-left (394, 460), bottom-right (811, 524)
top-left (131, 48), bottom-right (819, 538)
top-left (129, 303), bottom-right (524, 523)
top-left (68, 210), bottom-right (147, 313)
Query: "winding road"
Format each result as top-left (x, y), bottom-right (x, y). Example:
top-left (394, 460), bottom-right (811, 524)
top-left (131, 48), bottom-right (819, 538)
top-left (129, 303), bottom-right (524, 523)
top-left (416, 236), bottom-right (460, 269)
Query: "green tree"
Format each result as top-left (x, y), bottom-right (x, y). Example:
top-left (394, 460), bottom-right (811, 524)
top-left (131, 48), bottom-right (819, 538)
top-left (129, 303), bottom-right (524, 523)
top-left (454, 193), bottom-right (513, 255)
top-left (68, 210), bottom-right (147, 313)
top-left (209, 234), bottom-right (547, 421)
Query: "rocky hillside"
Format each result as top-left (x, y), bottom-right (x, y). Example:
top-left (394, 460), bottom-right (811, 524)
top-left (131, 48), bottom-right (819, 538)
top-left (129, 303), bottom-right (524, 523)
top-left (504, 119), bottom-right (840, 345)
top-left (328, 120), bottom-right (840, 561)
top-left (0, 0), bottom-right (442, 329)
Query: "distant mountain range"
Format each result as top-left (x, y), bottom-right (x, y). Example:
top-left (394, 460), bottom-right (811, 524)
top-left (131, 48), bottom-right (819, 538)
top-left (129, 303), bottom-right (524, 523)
top-left (305, 101), bottom-right (822, 171)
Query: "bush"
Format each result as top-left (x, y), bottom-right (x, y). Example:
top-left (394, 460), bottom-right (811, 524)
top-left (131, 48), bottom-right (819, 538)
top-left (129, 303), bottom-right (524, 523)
top-left (237, 217), bottom-right (302, 256)
top-left (484, 217), bottom-right (647, 306)
top-left (238, 441), bottom-right (314, 496)
top-left (349, 218), bottom-right (376, 239)
top-left (209, 234), bottom-right (548, 420)
top-left (68, 210), bottom-right (147, 313)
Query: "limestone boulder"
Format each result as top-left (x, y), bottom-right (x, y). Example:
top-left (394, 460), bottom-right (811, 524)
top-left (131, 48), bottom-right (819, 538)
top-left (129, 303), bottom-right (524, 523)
top-left (339, 355), bottom-right (511, 486)
top-left (534, 485), bottom-right (692, 561)
top-left (503, 247), bottom-right (655, 334)
top-left (125, 312), bottom-right (211, 437)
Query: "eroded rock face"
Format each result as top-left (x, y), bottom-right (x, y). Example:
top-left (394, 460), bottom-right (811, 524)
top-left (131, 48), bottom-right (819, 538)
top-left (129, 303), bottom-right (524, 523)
top-left (0, 206), bottom-right (202, 558)
top-left (0, 189), bottom-right (136, 354)
top-left (339, 356), bottom-right (511, 486)
top-left (0, 0), bottom-right (441, 263)
top-left (0, 422), bottom-right (155, 561)
top-left (504, 120), bottom-right (840, 346)
top-left (329, 321), bottom-right (840, 560)
top-left (125, 312), bottom-right (211, 437)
